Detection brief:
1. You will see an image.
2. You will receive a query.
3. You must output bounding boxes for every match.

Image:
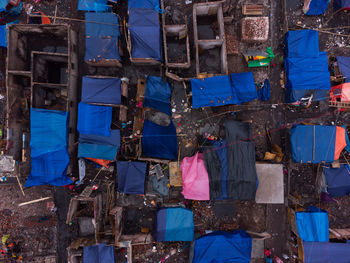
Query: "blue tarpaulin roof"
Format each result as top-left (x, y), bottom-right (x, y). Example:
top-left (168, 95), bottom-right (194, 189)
top-left (128, 0), bottom-right (159, 9)
top-left (142, 120), bottom-right (177, 160)
top-left (78, 102), bottom-right (112, 137)
top-left (78, 0), bottom-right (110, 12)
top-left (0, 21), bottom-right (18, 48)
top-left (128, 8), bottom-right (162, 61)
top-left (82, 76), bottom-right (121, 105)
top-left (191, 73), bottom-right (257, 108)
top-left (26, 108), bottom-right (72, 187)
top-left (291, 125), bottom-right (336, 163)
top-left (192, 231), bottom-right (252, 263)
top-left (284, 30), bottom-right (320, 58)
top-left (155, 208), bottom-right (194, 241)
top-left (323, 165), bottom-right (350, 197)
top-left (303, 241), bottom-right (350, 263)
top-left (306, 0), bottom-right (330, 15)
top-left (78, 143), bottom-right (117, 160)
top-left (296, 206), bottom-right (329, 242)
top-left (79, 129), bottom-right (120, 146)
top-left (117, 161), bottom-right (147, 194)
top-left (336, 56), bottom-right (350, 82)
top-left (284, 30), bottom-right (330, 102)
top-left (143, 76), bottom-right (171, 115)
top-left (85, 12), bottom-right (120, 62)
top-left (334, 0), bottom-right (350, 11)
top-left (83, 244), bottom-right (115, 263)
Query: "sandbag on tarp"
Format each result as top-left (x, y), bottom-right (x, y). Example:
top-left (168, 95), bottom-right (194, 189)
top-left (203, 140), bottom-right (228, 200)
top-left (78, 0), bottom-right (110, 12)
top-left (290, 125), bottom-right (346, 163)
top-left (83, 243), bottom-right (115, 263)
top-left (224, 120), bottom-right (257, 200)
top-left (155, 207), bottom-right (194, 241)
top-left (191, 73), bottom-right (257, 108)
top-left (334, 0), bottom-right (350, 11)
top-left (82, 76), bottom-right (121, 105)
top-left (85, 12), bottom-right (120, 62)
top-left (181, 152), bottom-right (210, 200)
top-left (304, 0), bottom-right (330, 15)
top-left (77, 102), bottom-right (112, 137)
top-left (26, 108), bottom-right (72, 187)
top-left (323, 165), bottom-right (350, 197)
top-left (284, 30), bottom-right (320, 58)
top-left (192, 231), bottom-right (252, 263)
top-left (303, 241), bottom-right (350, 263)
top-left (296, 206), bottom-right (329, 242)
top-left (128, 8), bottom-right (162, 61)
top-left (128, 0), bottom-right (159, 9)
top-left (117, 161), bottom-right (147, 194)
top-left (336, 56), bottom-right (350, 82)
top-left (142, 120), bottom-right (177, 160)
top-left (143, 76), bottom-right (172, 115)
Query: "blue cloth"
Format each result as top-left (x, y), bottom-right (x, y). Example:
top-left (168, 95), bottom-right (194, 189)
top-left (142, 120), bottom-right (177, 160)
top-left (191, 73), bottom-right (257, 108)
top-left (156, 208), bottom-right (194, 241)
top-left (26, 108), bottom-right (72, 187)
top-left (0, 21), bottom-right (18, 48)
top-left (117, 161), bottom-right (147, 194)
top-left (143, 76), bottom-right (171, 115)
top-left (291, 125), bottom-right (336, 163)
top-left (284, 30), bottom-right (320, 58)
top-left (82, 76), bottom-right (121, 105)
top-left (78, 142), bottom-right (117, 160)
top-left (334, 0), bottom-right (350, 11)
top-left (213, 140), bottom-right (228, 199)
top-left (336, 56), bottom-right (350, 82)
top-left (128, 8), bottom-right (162, 61)
top-left (296, 208), bottom-right (329, 242)
top-left (258, 79), bottom-right (271, 101)
top-left (323, 165), bottom-right (350, 197)
top-left (303, 242), bottom-right (350, 263)
top-left (85, 12), bottom-right (120, 62)
top-left (78, 102), bottom-right (112, 137)
top-left (193, 231), bottom-right (252, 263)
top-left (83, 244), bottom-right (115, 263)
top-left (79, 130), bottom-right (120, 147)
top-left (306, 0), bottom-right (330, 15)
top-left (128, 0), bottom-right (159, 9)
top-left (78, 0), bottom-right (110, 12)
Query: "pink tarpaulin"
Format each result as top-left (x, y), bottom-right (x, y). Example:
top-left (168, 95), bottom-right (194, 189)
top-left (181, 153), bottom-right (210, 200)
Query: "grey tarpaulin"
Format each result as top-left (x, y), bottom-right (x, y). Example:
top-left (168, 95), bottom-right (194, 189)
top-left (203, 121), bottom-right (257, 200)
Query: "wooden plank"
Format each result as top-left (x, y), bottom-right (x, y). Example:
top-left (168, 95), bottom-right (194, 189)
top-left (169, 161), bottom-right (182, 187)
top-left (242, 4), bottom-right (263, 15)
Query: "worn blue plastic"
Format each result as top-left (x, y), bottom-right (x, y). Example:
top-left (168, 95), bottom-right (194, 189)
top-left (83, 244), bottom-right (115, 263)
top-left (143, 76), bottom-right (171, 115)
top-left (117, 161), bottom-right (147, 194)
top-left (323, 165), bottom-right (350, 197)
top-left (78, 0), bottom-right (110, 12)
top-left (306, 0), bottom-right (330, 15)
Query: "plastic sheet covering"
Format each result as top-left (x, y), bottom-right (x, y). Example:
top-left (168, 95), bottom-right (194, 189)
top-left (128, 0), bottom-right (159, 9)
top-left (78, 0), bottom-right (110, 12)
top-left (290, 125), bottom-right (346, 163)
top-left (181, 152), bottom-right (210, 200)
top-left (81, 76), bottom-right (121, 105)
top-left (303, 241), bottom-right (350, 263)
top-left (305, 0), bottom-right (330, 15)
top-left (79, 130), bottom-right (120, 147)
top-left (296, 206), bottom-right (329, 242)
top-left (78, 143), bottom-right (117, 161)
top-left (26, 108), bottom-right (72, 187)
top-left (0, 21), bottom-right (18, 48)
top-left (128, 8), bottom-right (162, 61)
top-left (142, 120), bottom-right (178, 160)
top-left (258, 79), bottom-right (270, 101)
top-left (334, 0), bottom-right (350, 11)
top-left (155, 208), bottom-right (194, 241)
top-left (83, 244), bottom-right (115, 263)
top-left (143, 76), bottom-right (171, 115)
top-left (117, 161), bottom-right (147, 194)
top-left (85, 12), bottom-right (120, 62)
top-left (224, 120), bottom-right (257, 200)
top-left (284, 30), bottom-right (320, 58)
top-left (323, 165), bottom-right (350, 197)
top-left (77, 102), bottom-right (112, 137)
top-left (336, 56), bottom-right (350, 81)
top-left (192, 231), bottom-right (252, 263)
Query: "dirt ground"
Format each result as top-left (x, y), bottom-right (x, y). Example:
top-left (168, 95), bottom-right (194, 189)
top-left (1, 0), bottom-right (350, 262)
